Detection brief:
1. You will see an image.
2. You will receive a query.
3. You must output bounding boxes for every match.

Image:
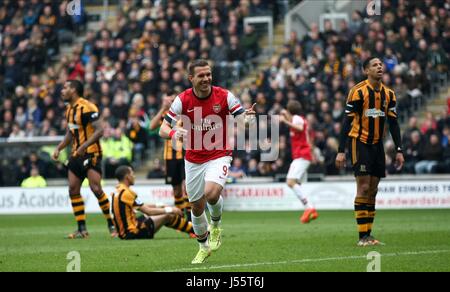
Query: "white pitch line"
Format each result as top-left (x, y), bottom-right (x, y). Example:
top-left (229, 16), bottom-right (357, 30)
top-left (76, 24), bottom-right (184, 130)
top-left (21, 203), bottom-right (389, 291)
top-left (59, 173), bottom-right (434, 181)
top-left (157, 249), bottom-right (450, 272)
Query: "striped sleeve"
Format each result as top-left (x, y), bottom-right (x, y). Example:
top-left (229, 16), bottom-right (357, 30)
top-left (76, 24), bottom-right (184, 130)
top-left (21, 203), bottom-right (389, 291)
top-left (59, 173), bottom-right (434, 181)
top-left (345, 86), bottom-right (363, 117)
top-left (81, 102), bottom-right (100, 125)
top-left (227, 91), bottom-right (245, 116)
top-left (128, 189), bottom-right (144, 207)
top-left (164, 96), bottom-right (182, 124)
top-left (86, 102), bottom-right (99, 113)
top-left (120, 190), bottom-right (136, 207)
top-left (387, 90), bottom-right (398, 118)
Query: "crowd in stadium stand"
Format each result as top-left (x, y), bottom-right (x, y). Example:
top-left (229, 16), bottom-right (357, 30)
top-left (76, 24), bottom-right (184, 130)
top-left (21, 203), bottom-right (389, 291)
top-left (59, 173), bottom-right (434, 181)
top-left (0, 0), bottom-right (449, 186)
top-left (236, 0), bottom-right (450, 179)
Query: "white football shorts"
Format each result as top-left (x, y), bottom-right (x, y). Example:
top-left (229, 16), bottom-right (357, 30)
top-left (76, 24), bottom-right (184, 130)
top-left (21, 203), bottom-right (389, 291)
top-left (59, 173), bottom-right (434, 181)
top-left (185, 156), bottom-right (232, 202)
top-left (286, 158), bottom-right (311, 183)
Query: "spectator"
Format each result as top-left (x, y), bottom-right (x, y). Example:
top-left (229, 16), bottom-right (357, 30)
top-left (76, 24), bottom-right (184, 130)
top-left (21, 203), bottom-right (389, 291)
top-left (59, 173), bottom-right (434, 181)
top-left (428, 42), bottom-right (449, 73)
top-left (246, 159), bottom-right (260, 177)
top-left (1, 0), bottom-right (449, 185)
top-left (25, 98), bottom-right (42, 126)
top-left (24, 120), bottom-right (38, 137)
top-left (415, 133), bottom-right (443, 174)
top-left (21, 167), bottom-right (47, 188)
top-left (57, 2), bottom-right (74, 44)
top-left (9, 123), bottom-right (25, 138)
top-left (229, 158), bottom-right (246, 180)
top-left (146, 158), bottom-right (165, 179)
top-left (435, 127), bottom-right (450, 173)
top-left (111, 91), bottom-right (129, 123)
top-left (420, 112), bottom-right (438, 136)
top-left (404, 130), bottom-right (422, 174)
top-left (241, 25), bottom-right (259, 60)
top-left (4, 57), bottom-right (22, 91)
top-left (402, 116), bottom-right (420, 145)
top-left (323, 137), bottom-right (339, 175)
top-left (101, 127), bottom-right (133, 178)
top-left (126, 110), bottom-right (148, 165)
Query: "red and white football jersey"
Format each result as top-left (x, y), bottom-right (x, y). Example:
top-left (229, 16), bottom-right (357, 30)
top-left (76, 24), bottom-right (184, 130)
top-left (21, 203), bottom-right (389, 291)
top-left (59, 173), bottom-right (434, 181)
top-left (165, 86), bottom-right (244, 164)
top-left (290, 115), bottom-right (312, 161)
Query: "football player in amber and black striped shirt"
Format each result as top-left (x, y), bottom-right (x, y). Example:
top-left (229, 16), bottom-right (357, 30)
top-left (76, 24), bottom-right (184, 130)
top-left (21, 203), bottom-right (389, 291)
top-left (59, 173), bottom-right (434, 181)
top-left (52, 80), bottom-right (117, 239)
top-left (336, 57), bottom-right (405, 246)
top-left (112, 166), bottom-right (195, 240)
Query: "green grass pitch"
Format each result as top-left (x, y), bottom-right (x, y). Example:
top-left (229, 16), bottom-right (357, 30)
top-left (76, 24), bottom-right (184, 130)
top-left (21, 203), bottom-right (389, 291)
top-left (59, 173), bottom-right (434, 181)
top-left (0, 210), bottom-right (449, 272)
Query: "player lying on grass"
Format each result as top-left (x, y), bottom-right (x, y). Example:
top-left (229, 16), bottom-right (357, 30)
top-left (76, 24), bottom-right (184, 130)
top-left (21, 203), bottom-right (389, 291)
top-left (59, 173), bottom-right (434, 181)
top-left (111, 165), bottom-right (195, 240)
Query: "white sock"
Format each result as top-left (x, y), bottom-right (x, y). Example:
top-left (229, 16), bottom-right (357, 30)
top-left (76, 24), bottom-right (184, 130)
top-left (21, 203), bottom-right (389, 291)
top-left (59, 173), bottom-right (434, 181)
top-left (207, 196), bottom-right (223, 227)
top-left (293, 184), bottom-right (313, 209)
top-left (191, 211), bottom-right (209, 249)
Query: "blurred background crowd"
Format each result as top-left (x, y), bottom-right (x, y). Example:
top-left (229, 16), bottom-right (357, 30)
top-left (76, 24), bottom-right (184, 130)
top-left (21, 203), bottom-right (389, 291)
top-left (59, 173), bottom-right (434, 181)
top-left (0, 0), bottom-right (449, 186)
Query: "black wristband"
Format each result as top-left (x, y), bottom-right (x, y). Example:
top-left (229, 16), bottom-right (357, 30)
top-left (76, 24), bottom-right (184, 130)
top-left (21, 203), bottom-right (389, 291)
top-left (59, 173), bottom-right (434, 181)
top-left (396, 147), bottom-right (403, 153)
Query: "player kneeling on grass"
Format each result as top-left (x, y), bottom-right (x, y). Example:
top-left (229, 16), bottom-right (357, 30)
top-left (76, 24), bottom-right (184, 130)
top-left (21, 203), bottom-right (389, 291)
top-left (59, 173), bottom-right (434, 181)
top-left (111, 165), bottom-right (195, 240)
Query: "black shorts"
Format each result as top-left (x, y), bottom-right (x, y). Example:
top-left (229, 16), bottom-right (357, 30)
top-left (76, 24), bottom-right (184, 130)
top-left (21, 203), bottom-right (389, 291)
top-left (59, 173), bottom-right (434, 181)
top-left (123, 217), bottom-right (155, 240)
top-left (349, 138), bottom-right (386, 178)
top-left (165, 159), bottom-right (185, 186)
top-left (67, 154), bottom-right (102, 181)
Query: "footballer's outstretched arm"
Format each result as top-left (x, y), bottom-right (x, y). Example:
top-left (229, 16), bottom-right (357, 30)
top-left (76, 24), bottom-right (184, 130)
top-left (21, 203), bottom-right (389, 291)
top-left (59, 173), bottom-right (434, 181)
top-left (138, 204), bottom-right (183, 217)
top-left (159, 120), bottom-right (187, 140)
top-left (150, 95), bottom-right (174, 130)
top-left (149, 107), bottom-right (166, 131)
top-left (243, 103), bottom-right (257, 124)
top-left (280, 111), bottom-right (305, 132)
top-left (159, 120), bottom-right (173, 139)
top-left (229, 89), bottom-right (256, 124)
top-left (159, 95), bottom-right (187, 140)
